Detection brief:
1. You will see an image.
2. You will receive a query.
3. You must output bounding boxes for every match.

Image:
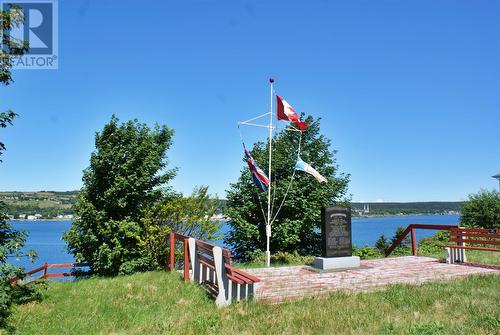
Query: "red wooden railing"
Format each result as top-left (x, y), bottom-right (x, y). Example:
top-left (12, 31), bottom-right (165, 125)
top-left (168, 232), bottom-right (191, 282)
top-left (10, 262), bottom-right (90, 283)
top-left (384, 224), bottom-right (459, 257)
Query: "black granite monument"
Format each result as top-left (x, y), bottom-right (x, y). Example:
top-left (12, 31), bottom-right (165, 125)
top-left (321, 206), bottom-right (352, 257)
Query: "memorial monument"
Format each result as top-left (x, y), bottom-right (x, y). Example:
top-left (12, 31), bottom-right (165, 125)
top-left (314, 206), bottom-right (361, 270)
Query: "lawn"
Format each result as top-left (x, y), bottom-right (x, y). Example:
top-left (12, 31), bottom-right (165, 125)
top-left (7, 270), bottom-right (500, 335)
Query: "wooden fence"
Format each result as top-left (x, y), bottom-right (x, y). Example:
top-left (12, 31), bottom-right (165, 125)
top-left (10, 262), bottom-right (90, 284)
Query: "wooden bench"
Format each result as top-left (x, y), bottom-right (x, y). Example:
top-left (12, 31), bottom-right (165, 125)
top-left (169, 235), bottom-right (259, 306)
top-left (446, 227), bottom-right (500, 264)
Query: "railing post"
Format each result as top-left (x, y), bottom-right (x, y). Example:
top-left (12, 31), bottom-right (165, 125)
top-left (43, 262), bottom-right (48, 278)
top-left (183, 238), bottom-right (190, 282)
top-left (410, 227), bottom-right (417, 256)
top-left (169, 231), bottom-right (175, 272)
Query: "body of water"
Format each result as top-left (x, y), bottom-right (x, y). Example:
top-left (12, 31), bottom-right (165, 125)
top-left (9, 220), bottom-right (74, 271)
top-left (351, 214), bottom-right (459, 247)
top-left (10, 214), bottom-right (460, 270)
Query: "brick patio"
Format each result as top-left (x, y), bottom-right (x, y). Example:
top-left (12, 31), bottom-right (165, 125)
top-left (245, 256), bottom-right (500, 303)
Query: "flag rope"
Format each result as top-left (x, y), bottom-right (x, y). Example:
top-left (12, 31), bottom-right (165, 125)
top-left (270, 133), bottom-right (302, 225)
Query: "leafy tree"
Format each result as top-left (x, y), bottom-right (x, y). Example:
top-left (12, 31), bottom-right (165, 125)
top-left (0, 5), bottom-right (28, 86)
top-left (141, 186), bottom-right (222, 267)
top-left (225, 115), bottom-right (350, 261)
top-left (0, 111), bottom-right (17, 162)
top-left (460, 189), bottom-right (500, 229)
top-left (64, 116), bottom-right (176, 276)
top-left (0, 6), bottom-right (37, 329)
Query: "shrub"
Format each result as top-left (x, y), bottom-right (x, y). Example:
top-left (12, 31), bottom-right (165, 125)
top-left (460, 189), bottom-right (500, 229)
top-left (352, 245), bottom-right (382, 259)
top-left (418, 230), bottom-right (450, 256)
top-left (249, 251), bottom-right (315, 266)
top-left (375, 235), bottom-right (390, 253)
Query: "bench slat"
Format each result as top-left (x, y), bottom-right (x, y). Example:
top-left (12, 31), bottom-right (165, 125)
top-left (450, 232), bottom-right (500, 239)
top-left (198, 255), bottom-right (216, 269)
top-left (230, 267), bottom-right (261, 283)
top-left (449, 238), bottom-right (500, 246)
top-left (450, 227), bottom-right (498, 233)
top-left (226, 273), bottom-right (246, 285)
top-left (447, 245), bottom-right (500, 252)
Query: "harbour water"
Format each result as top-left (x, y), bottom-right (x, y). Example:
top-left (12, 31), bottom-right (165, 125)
top-left (10, 214), bottom-right (459, 270)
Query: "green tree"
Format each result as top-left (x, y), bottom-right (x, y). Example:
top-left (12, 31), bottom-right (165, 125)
top-left (375, 234), bottom-right (390, 253)
top-left (460, 189), bottom-right (500, 229)
top-left (0, 6), bottom-right (37, 329)
top-left (225, 116), bottom-right (350, 261)
top-left (64, 116), bottom-right (176, 276)
top-left (141, 186), bottom-right (222, 267)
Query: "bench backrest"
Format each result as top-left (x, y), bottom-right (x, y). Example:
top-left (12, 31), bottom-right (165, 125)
top-left (196, 240), bottom-right (233, 265)
top-left (193, 239), bottom-right (260, 285)
top-left (449, 227), bottom-right (500, 247)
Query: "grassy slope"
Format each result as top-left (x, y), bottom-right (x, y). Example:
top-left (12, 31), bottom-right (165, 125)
top-left (8, 271), bottom-right (500, 335)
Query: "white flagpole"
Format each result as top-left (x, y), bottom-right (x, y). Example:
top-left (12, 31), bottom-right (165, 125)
top-left (265, 78), bottom-right (274, 267)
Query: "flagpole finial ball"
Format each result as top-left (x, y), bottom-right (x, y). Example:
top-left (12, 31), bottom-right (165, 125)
top-left (269, 77), bottom-right (274, 83)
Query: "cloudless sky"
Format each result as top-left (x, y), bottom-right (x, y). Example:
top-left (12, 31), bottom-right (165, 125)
top-left (1, 0), bottom-right (499, 202)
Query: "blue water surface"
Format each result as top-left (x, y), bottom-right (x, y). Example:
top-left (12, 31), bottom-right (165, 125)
top-left (9, 220), bottom-right (74, 271)
top-left (10, 214), bottom-right (460, 270)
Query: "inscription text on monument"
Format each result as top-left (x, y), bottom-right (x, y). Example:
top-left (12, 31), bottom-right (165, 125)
top-left (321, 206), bottom-right (352, 257)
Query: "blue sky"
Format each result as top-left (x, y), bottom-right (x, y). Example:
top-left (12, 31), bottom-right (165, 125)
top-left (1, 0), bottom-right (499, 202)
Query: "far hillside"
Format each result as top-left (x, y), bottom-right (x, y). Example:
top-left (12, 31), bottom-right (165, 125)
top-left (0, 191), bottom-right (78, 219)
top-left (351, 201), bottom-right (462, 216)
top-left (1, 192), bottom-right (463, 220)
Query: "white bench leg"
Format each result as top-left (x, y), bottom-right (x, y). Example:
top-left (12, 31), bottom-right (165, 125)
top-left (458, 248), bottom-right (466, 263)
top-left (213, 246), bottom-right (230, 307)
top-left (446, 247), bottom-right (454, 264)
top-left (188, 238), bottom-right (197, 282)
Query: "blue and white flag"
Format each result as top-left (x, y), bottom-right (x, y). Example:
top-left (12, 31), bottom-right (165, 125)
top-left (295, 157), bottom-right (327, 183)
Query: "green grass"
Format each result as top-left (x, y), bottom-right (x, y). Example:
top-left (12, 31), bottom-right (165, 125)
top-left (7, 271), bottom-right (500, 335)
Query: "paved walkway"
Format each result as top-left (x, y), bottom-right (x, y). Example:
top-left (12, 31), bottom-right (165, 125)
top-left (246, 256), bottom-right (500, 303)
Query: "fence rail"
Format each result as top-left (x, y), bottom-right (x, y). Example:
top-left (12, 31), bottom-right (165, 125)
top-left (384, 224), bottom-right (459, 257)
top-left (168, 232), bottom-right (191, 281)
top-left (10, 262), bottom-right (90, 283)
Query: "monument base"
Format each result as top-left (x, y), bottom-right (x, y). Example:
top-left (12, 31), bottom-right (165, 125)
top-left (313, 256), bottom-right (360, 270)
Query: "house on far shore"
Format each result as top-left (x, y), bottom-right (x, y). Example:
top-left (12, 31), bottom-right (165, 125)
top-left (26, 215), bottom-right (36, 220)
top-left (18, 214), bottom-right (26, 219)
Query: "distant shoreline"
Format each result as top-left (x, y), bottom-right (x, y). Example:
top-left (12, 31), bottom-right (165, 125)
top-left (9, 212), bottom-right (461, 223)
top-left (353, 212), bottom-right (460, 219)
top-left (9, 218), bottom-right (72, 222)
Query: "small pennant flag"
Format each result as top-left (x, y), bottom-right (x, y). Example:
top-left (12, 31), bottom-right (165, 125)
top-left (295, 157), bottom-right (327, 183)
top-left (245, 149), bottom-right (270, 191)
top-left (276, 95), bottom-right (308, 132)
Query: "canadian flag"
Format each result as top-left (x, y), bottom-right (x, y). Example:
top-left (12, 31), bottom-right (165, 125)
top-left (276, 95), bottom-right (308, 132)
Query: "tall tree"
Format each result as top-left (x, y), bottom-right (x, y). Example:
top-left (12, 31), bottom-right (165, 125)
top-left (225, 116), bottom-right (350, 261)
top-left (64, 116), bottom-right (176, 275)
top-left (0, 5), bottom-right (34, 328)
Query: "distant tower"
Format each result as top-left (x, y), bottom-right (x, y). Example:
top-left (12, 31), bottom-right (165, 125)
top-left (493, 173), bottom-right (500, 191)
top-left (366, 203), bottom-right (370, 213)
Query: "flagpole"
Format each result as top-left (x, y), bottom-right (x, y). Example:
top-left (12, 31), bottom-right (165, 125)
top-left (266, 77), bottom-right (274, 267)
